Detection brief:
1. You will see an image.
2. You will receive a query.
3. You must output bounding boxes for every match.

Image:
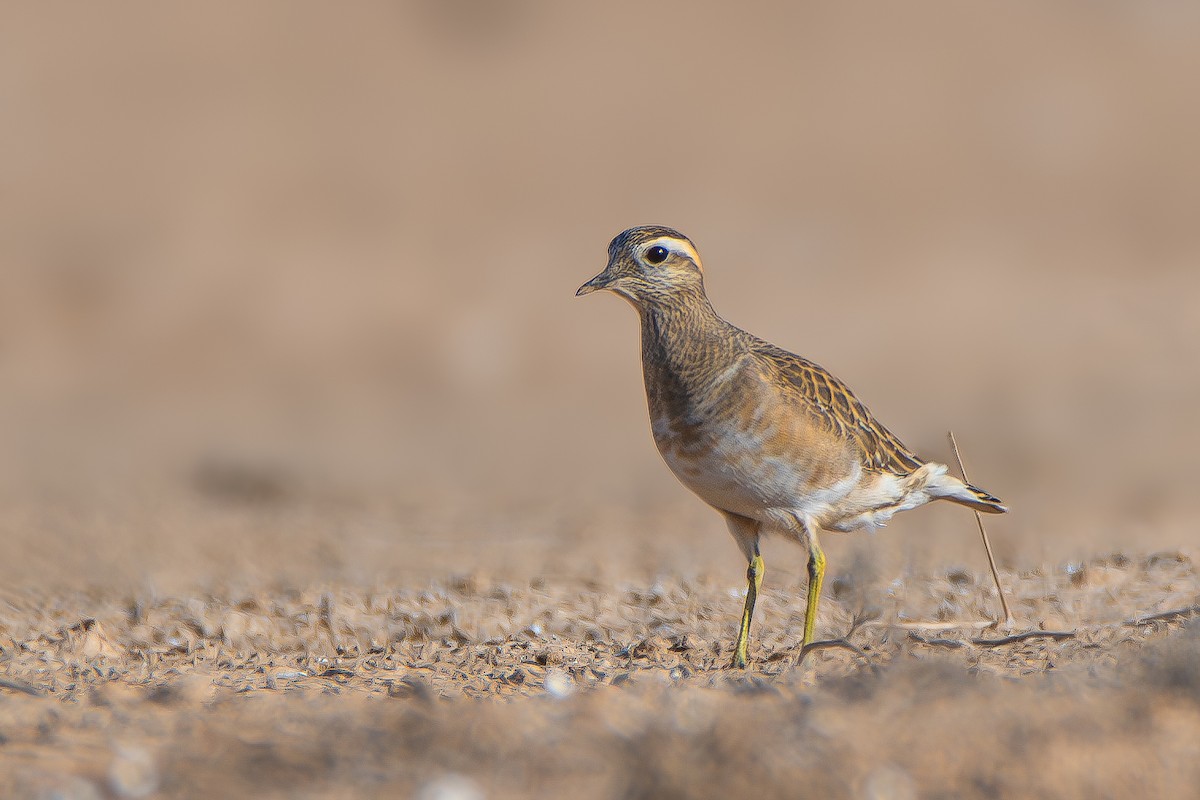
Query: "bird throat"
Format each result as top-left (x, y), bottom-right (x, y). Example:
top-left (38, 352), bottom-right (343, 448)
top-left (638, 298), bottom-right (738, 439)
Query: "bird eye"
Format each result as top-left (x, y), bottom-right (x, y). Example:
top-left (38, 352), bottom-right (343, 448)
top-left (645, 246), bottom-right (669, 264)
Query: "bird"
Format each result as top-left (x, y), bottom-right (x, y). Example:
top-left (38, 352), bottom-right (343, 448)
top-left (576, 225), bottom-right (1007, 668)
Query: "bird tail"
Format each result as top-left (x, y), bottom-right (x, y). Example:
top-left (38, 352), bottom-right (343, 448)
top-left (929, 470), bottom-right (1008, 514)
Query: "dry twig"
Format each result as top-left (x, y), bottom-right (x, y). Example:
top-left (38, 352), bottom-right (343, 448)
top-left (1126, 605), bottom-right (1200, 626)
top-left (949, 430), bottom-right (1014, 627)
top-left (971, 630), bottom-right (1076, 646)
top-left (0, 676), bottom-right (43, 697)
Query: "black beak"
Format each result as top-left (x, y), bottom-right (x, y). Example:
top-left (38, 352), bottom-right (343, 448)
top-left (575, 270), bottom-right (612, 297)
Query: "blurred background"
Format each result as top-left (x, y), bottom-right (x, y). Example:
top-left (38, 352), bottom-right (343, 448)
top-left (2, 1), bottom-right (1198, 597)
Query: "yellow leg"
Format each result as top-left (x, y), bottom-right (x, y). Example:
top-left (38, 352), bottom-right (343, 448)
top-left (802, 536), bottom-right (826, 647)
top-left (732, 552), bottom-right (765, 668)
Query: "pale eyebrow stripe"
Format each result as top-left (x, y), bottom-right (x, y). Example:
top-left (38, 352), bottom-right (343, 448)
top-left (645, 237), bottom-right (703, 270)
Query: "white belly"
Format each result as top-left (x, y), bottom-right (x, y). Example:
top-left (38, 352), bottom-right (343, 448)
top-left (652, 414), bottom-right (861, 523)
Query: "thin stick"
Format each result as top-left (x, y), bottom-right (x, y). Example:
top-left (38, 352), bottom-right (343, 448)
top-left (0, 677), bottom-right (43, 697)
top-left (885, 620), bottom-right (994, 631)
top-left (948, 431), bottom-right (1014, 627)
top-left (1127, 606), bottom-right (1200, 626)
top-left (971, 630), bottom-right (1075, 646)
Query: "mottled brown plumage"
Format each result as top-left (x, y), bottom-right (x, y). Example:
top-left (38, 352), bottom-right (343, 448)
top-left (578, 225), bottom-right (1006, 667)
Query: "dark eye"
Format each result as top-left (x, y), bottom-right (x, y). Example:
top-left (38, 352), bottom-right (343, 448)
top-left (645, 246), bottom-right (669, 264)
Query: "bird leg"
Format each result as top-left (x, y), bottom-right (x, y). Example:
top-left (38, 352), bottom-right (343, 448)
top-left (731, 552), bottom-right (764, 668)
top-left (802, 532), bottom-right (826, 647)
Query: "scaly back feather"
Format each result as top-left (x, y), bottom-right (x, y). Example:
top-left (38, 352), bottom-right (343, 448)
top-left (749, 340), bottom-right (925, 476)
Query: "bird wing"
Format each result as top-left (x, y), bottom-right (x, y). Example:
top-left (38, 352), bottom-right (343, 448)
top-left (750, 341), bottom-right (924, 475)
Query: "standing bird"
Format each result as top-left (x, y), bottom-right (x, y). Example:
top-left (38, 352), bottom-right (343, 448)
top-left (577, 226), bottom-right (1007, 668)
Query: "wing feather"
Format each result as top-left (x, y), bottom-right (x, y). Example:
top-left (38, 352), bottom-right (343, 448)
top-left (751, 341), bottom-right (924, 475)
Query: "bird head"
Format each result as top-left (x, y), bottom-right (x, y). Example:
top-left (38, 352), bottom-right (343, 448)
top-left (576, 226), bottom-right (705, 306)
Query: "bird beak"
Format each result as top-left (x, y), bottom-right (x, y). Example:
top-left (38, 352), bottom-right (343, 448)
top-left (575, 270), bottom-right (612, 296)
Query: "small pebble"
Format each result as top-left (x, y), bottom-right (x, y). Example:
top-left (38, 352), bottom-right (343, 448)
top-left (544, 669), bottom-right (574, 699)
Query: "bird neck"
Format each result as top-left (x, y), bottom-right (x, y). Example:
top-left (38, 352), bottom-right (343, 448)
top-left (638, 291), bottom-right (721, 334)
top-left (638, 295), bottom-right (740, 409)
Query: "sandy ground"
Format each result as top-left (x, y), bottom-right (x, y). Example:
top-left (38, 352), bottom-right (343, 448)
top-left (2, 560), bottom-right (1199, 798)
top-left (2, 3), bottom-right (1200, 798)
